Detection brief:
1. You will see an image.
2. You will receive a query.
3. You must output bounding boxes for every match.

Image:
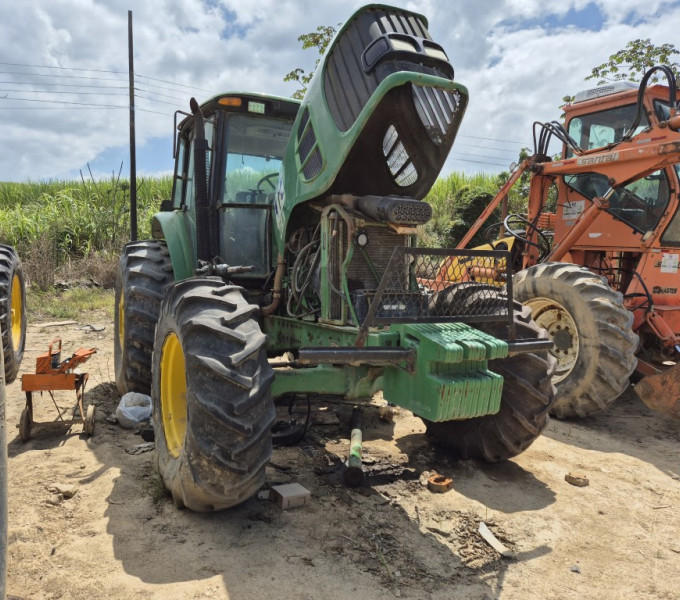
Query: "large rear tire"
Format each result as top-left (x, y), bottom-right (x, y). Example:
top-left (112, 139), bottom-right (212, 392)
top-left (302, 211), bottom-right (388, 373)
top-left (423, 288), bottom-right (556, 462)
top-left (514, 263), bottom-right (637, 418)
top-left (0, 245), bottom-right (26, 383)
top-left (152, 278), bottom-right (275, 511)
top-left (114, 241), bottom-right (173, 395)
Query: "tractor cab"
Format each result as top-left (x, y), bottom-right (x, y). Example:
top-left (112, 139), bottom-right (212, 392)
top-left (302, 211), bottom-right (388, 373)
top-left (561, 83), bottom-right (680, 242)
top-left (168, 94), bottom-right (299, 280)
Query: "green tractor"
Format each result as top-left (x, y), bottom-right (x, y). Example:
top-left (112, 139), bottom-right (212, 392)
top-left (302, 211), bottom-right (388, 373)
top-left (114, 4), bottom-right (556, 511)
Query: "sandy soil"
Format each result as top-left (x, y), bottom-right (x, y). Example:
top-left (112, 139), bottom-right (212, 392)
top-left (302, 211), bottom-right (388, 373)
top-left (5, 308), bottom-right (680, 600)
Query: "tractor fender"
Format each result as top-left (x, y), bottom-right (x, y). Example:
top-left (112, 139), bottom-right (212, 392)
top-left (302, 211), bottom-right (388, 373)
top-left (151, 211), bottom-right (196, 281)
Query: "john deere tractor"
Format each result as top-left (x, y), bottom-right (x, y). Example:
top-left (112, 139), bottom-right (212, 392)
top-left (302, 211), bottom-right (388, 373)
top-left (114, 4), bottom-right (556, 511)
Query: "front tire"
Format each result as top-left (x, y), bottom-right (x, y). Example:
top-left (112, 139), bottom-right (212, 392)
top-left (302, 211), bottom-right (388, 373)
top-left (423, 288), bottom-right (556, 462)
top-left (0, 245), bottom-right (26, 383)
top-left (152, 278), bottom-right (275, 511)
top-left (114, 241), bottom-right (173, 395)
top-left (514, 263), bottom-right (637, 418)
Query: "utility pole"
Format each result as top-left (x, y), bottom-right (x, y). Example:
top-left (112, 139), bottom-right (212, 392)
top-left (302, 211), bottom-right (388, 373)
top-left (128, 10), bottom-right (138, 241)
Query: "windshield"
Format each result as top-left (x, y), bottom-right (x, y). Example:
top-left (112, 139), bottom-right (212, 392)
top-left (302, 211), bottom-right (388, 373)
top-left (567, 103), bottom-right (648, 152)
top-left (222, 113), bottom-right (293, 204)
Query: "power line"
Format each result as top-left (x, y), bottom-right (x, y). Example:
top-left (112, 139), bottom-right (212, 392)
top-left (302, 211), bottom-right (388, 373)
top-left (0, 61), bottom-right (126, 75)
top-left (0, 106), bottom-right (127, 110)
top-left (453, 150), bottom-right (513, 164)
top-left (135, 86), bottom-right (188, 103)
top-left (450, 155), bottom-right (509, 168)
top-left (136, 107), bottom-right (174, 117)
top-left (0, 88), bottom-right (127, 97)
top-left (0, 96), bottom-right (126, 108)
top-left (0, 80), bottom-right (127, 90)
top-left (133, 76), bottom-right (212, 96)
top-left (457, 142), bottom-right (519, 155)
top-left (0, 70), bottom-right (127, 83)
top-left (135, 94), bottom-right (184, 107)
top-left (459, 133), bottom-right (527, 145)
top-left (135, 72), bottom-right (212, 93)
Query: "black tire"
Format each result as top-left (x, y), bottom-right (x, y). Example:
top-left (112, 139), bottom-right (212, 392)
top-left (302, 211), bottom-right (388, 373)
top-left (514, 263), bottom-right (637, 418)
top-left (423, 289), bottom-right (556, 462)
top-left (0, 337), bottom-right (7, 600)
top-left (114, 241), bottom-right (173, 395)
top-left (0, 245), bottom-right (26, 383)
top-left (152, 278), bottom-right (275, 511)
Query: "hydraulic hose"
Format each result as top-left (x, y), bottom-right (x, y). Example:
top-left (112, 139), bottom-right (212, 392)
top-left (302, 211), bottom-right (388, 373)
top-left (262, 254), bottom-right (286, 316)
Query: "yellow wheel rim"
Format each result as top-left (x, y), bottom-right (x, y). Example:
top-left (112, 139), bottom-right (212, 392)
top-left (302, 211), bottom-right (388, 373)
top-left (160, 332), bottom-right (187, 458)
top-left (10, 274), bottom-right (21, 352)
top-left (117, 293), bottom-right (125, 351)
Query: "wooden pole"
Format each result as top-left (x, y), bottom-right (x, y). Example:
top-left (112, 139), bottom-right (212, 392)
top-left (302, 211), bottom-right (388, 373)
top-left (128, 10), bottom-right (138, 241)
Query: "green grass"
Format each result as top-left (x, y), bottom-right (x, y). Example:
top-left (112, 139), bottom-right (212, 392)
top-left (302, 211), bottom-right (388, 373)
top-left (27, 287), bottom-right (114, 322)
top-left (0, 176), bottom-right (173, 259)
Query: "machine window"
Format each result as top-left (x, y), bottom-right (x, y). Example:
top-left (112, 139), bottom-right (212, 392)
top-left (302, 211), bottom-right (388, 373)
top-left (567, 104), bottom-right (648, 151)
top-left (222, 114), bottom-right (292, 204)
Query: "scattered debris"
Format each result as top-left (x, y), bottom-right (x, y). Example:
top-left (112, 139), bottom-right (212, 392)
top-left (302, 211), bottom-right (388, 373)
top-left (257, 489), bottom-right (271, 501)
top-left (46, 494), bottom-right (63, 506)
top-left (270, 483), bottom-right (311, 510)
top-left (269, 461), bottom-right (293, 472)
top-left (311, 408), bottom-right (340, 426)
top-left (478, 521), bottom-right (515, 558)
top-left (126, 442), bottom-right (155, 455)
top-left (565, 472), bottom-right (590, 487)
top-left (82, 324), bottom-right (106, 332)
top-left (570, 564), bottom-right (582, 574)
top-left (116, 392), bottom-right (152, 428)
top-left (419, 470), bottom-right (433, 487)
top-left (48, 483), bottom-right (78, 499)
top-left (31, 320), bottom-right (78, 328)
top-left (378, 405), bottom-right (394, 422)
top-left (427, 473), bottom-right (453, 493)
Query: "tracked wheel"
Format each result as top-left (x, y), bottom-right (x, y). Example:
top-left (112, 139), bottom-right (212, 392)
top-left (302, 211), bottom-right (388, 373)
top-left (0, 245), bottom-right (26, 383)
top-left (152, 278), bottom-right (275, 511)
top-left (423, 288), bottom-right (556, 462)
top-left (114, 241), bottom-right (174, 395)
top-left (514, 263), bottom-right (637, 418)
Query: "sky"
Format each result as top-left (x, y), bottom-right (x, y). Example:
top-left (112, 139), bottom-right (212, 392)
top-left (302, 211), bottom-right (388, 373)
top-left (0, 0), bottom-right (679, 182)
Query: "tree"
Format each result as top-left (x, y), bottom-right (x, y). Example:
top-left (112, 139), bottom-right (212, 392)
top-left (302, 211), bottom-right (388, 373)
top-left (587, 38), bottom-right (679, 84)
top-left (284, 25), bottom-right (339, 100)
top-left (561, 39), bottom-right (679, 112)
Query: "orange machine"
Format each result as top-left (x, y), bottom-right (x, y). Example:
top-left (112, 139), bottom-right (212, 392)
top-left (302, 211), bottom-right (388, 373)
top-left (456, 65), bottom-right (680, 419)
top-left (19, 339), bottom-right (97, 442)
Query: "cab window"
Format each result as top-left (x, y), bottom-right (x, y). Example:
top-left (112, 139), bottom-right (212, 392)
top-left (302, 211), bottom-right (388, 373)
top-left (565, 170), bottom-right (670, 234)
top-left (567, 104), bottom-right (648, 151)
top-left (222, 114), bottom-right (291, 205)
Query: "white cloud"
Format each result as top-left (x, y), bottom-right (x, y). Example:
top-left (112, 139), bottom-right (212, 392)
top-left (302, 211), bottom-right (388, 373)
top-left (0, 0), bottom-right (678, 180)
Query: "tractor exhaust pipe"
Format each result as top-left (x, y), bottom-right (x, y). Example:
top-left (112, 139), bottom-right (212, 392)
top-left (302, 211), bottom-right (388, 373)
top-left (190, 98), bottom-right (212, 263)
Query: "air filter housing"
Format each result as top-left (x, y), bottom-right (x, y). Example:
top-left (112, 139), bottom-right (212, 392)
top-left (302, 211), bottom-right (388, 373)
top-left (356, 195), bottom-right (432, 225)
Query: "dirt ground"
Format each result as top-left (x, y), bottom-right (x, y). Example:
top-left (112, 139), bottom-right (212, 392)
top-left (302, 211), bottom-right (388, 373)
top-left (5, 307), bottom-right (680, 600)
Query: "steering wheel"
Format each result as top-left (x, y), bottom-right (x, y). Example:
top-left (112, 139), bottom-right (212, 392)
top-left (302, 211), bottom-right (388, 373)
top-left (257, 172), bottom-right (279, 192)
top-left (483, 221), bottom-right (508, 245)
top-left (503, 214), bottom-right (552, 261)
